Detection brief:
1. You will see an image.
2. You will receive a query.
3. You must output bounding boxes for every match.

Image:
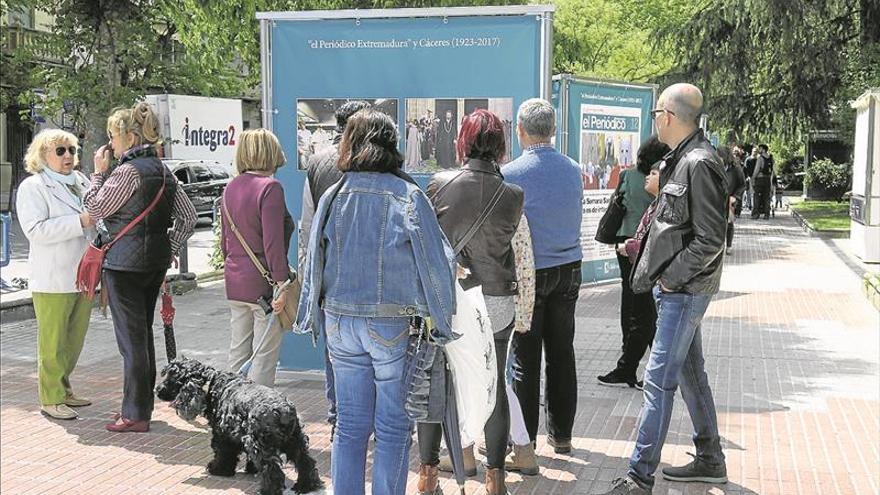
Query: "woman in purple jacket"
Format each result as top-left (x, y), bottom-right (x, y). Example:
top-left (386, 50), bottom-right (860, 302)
top-left (222, 129), bottom-right (294, 387)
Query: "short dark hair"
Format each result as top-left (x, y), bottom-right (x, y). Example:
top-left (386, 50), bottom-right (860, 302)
top-left (337, 109), bottom-right (403, 173)
top-left (335, 100), bottom-right (372, 134)
top-left (716, 146), bottom-right (736, 169)
top-left (456, 109), bottom-right (506, 164)
top-left (758, 143), bottom-right (769, 152)
top-left (636, 134), bottom-right (670, 175)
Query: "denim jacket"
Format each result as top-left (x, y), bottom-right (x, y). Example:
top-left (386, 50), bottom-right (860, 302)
top-left (295, 172), bottom-right (458, 344)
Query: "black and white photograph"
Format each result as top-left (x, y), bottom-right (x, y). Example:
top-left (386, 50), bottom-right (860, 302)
top-left (295, 98), bottom-right (398, 169)
top-left (403, 98), bottom-right (514, 174)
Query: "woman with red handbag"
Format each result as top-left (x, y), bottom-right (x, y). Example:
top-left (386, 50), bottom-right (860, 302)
top-left (83, 102), bottom-right (197, 433)
top-left (16, 129), bottom-right (95, 421)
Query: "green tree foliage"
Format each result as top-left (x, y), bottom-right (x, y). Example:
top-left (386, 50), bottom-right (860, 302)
top-left (660, 0), bottom-right (880, 144)
top-left (553, 0), bottom-right (694, 82)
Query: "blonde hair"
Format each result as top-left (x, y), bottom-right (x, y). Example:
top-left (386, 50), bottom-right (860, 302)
top-left (24, 129), bottom-right (80, 174)
top-left (235, 129), bottom-right (286, 174)
top-left (106, 101), bottom-right (162, 148)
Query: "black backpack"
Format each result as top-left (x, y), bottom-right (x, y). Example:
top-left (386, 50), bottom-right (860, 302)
top-left (760, 155), bottom-right (774, 176)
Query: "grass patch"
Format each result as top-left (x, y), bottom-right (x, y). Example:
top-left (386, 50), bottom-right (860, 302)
top-left (789, 199), bottom-right (851, 232)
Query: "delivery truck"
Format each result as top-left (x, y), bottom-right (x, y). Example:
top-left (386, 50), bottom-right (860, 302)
top-left (145, 94), bottom-right (243, 167)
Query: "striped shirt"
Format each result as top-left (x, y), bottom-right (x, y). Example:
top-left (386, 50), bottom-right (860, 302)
top-left (84, 164), bottom-right (197, 254)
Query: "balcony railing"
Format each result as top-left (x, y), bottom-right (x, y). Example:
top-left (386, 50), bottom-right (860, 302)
top-left (1, 26), bottom-right (64, 64)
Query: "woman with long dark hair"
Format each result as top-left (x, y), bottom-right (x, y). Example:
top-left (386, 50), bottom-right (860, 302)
top-left (296, 109), bottom-right (456, 495)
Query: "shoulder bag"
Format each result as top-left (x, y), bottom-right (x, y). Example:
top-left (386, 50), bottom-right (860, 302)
top-left (222, 195), bottom-right (300, 331)
top-left (594, 171), bottom-right (627, 244)
top-left (75, 167), bottom-right (166, 299)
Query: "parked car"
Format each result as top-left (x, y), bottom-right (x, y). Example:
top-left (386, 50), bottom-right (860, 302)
top-left (163, 159), bottom-right (233, 218)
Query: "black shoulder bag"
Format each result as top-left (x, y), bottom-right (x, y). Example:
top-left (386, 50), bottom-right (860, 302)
top-left (595, 173), bottom-right (627, 245)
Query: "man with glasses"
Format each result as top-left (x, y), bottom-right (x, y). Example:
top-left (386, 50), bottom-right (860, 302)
top-left (598, 83), bottom-right (728, 494)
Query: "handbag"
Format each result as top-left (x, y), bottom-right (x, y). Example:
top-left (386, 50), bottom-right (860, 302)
top-left (404, 179), bottom-right (505, 423)
top-left (75, 167), bottom-right (166, 299)
top-left (222, 195), bottom-right (300, 331)
top-left (594, 174), bottom-right (627, 244)
top-left (403, 317), bottom-right (447, 423)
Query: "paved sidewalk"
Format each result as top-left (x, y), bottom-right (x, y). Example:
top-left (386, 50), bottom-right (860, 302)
top-left (1, 211), bottom-right (878, 494)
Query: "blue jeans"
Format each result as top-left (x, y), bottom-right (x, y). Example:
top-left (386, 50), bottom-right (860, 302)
top-left (629, 286), bottom-right (725, 487)
top-left (324, 341), bottom-right (336, 424)
top-left (324, 311), bottom-right (412, 495)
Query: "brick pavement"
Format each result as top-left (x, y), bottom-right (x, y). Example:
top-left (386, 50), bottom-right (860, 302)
top-left (1, 211), bottom-right (878, 495)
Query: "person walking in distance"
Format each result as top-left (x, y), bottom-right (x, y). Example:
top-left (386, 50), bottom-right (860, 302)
top-left (751, 144), bottom-right (774, 220)
top-left (598, 83), bottom-right (728, 494)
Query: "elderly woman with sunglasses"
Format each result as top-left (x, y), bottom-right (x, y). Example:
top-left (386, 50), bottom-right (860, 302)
top-left (16, 129), bottom-right (96, 420)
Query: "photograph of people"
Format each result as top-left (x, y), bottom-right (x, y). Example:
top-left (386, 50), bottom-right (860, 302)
top-left (294, 98), bottom-right (398, 169)
top-left (404, 98), bottom-right (513, 174)
top-left (435, 109), bottom-right (457, 169)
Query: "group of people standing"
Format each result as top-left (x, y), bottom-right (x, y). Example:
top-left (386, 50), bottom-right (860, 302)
top-left (19, 102), bottom-right (299, 433)
top-left (20, 82), bottom-right (734, 495)
top-left (19, 102), bottom-right (198, 430)
top-left (295, 98), bottom-right (584, 495)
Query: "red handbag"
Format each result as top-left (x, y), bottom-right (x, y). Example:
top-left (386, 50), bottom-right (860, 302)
top-left (76, 168), bottom-right (166, 299)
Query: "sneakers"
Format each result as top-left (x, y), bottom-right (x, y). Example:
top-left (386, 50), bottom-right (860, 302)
top-left (504, 443), bottom-right (539, 475)
top-left (547, 436), bottom-right (572, 454)
top-left (597, 370), bottom-right (643, 390)
top-left (595, 476), bottom-right (652, 494)
top-left (661, 453), bottom-right (727, 483)
top-left (41, 404), bottom-right (78, 420)
top-left (64, 394), bottom-right (92, 407)
top-left (438, 444), bottom-right (477, 477)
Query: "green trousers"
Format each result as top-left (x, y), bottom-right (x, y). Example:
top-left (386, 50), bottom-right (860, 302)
top-left (32, 292), bottom-right (91, 406)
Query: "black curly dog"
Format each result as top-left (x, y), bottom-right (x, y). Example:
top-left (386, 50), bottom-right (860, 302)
top-left (156, 358), bottom-right (324, 495)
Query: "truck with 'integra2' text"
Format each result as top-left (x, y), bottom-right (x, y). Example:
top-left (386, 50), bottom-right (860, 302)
top-left (145, 94), bottom-right (243, 167)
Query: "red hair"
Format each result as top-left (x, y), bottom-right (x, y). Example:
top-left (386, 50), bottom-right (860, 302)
top-left (456, 109), bottom-right (507, 164)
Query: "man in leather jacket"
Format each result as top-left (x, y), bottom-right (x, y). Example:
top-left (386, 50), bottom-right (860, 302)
top-left (599, 84), bottom-right (728, 495)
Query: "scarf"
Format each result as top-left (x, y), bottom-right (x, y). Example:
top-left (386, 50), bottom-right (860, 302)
top-left (43, 169), bottom-right (83, 206)
top-left (43, 167), bottom-right (78, 185)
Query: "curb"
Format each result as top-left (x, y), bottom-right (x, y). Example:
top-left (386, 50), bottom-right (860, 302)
top-left (790, 209), bottom-right (850, 239)
top-left (0, 269), bottom-right (225, 324)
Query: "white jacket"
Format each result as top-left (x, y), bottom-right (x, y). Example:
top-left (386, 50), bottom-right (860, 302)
top-left (15, 171), bottom-right (94, 293)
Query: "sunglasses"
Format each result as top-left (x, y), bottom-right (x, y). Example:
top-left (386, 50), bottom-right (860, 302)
top-left (55, 146), bottom-right (78, 157)
top-left (650, 108), bottom-right (676, 119)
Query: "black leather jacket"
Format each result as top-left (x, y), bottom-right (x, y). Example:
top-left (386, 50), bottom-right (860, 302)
top-left (427, 159), bottom-right (524, 296)
top-left (631, 130), bottom-right (728, 294)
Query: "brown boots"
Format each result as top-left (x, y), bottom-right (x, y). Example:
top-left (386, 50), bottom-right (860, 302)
top-left (417, 464), bottom-right (442, 495)
top-left (505, 443), bottom-right (540, 475)
top-left (485, 467), bottom-right (509, 495)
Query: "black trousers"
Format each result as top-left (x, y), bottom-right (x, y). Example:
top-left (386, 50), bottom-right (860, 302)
top-left (512, 261), bottom-right (581, 443)
top-left (104, 268), bottom-right (166, 421)
top-left (752, 177), bottom-right (772, 218)
top-left (418, 326), bottom-right (511, 468)
top-left (613, 254), bottom-right (657, 378)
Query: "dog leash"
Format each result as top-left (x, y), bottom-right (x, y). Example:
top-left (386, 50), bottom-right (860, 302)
top-left (237, 280), bottom-right (291, 377)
